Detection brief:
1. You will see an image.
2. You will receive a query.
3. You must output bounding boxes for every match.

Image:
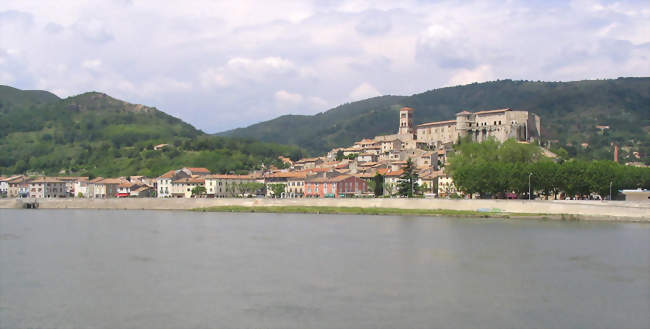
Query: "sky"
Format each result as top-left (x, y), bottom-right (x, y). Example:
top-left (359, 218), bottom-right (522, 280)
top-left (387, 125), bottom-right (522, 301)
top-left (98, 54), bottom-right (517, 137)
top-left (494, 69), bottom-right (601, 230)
top-left (1, 0), bottom-right (649, 133)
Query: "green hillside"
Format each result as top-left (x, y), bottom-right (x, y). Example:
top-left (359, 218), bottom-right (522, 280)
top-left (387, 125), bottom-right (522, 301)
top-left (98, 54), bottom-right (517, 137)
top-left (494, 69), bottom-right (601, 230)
top-left (224, 78), bottom-right (650, 162)
top-left (0, 87), bottom-right (303, 177)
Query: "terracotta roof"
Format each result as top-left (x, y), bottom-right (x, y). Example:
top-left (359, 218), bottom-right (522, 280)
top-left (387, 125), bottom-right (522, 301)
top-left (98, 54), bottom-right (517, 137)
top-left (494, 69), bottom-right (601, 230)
top-left (186, 167), bottom-right (210, 174)
top-left (307, 174), bottom-right (356, 183)
top-left (295, 157), bottom-right (320, 163)
top-left (417, 120), bottom-right (457, 127)
top-left (400, 107), bottom-right (414, 112)
top-left (385, 170), bottom-right (404, 177)
top-left (456, 110), bottom-right (471, 115)
top-left (308, 167), bottom-right (331, 173)
top-left (118, 182), bottom-right (136, 188)
top-left (89, 177), bottom-right (105, 183)
top-left (158, 170), bottom-right (176, 179)
top-left (376, 168), bottom-right (389, 175)
top-left (474, 108), bottom-right (511, 115)
top-left (267, 171), bottom-right (308, 179)
top-left (207, 174), bottom-right (256, 179)
top-left (100, 178), bottom-right (128, 185)
top-left (29, 177), bottom-right (64, 183)
top-left (358, 162), bottom-right (377, 167)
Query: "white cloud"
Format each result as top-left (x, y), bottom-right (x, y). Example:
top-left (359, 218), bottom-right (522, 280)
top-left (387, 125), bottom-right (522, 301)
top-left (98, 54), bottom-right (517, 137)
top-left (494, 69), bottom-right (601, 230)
top-left (0, 0), bottom-right (648, 132)
top-left (447, 65), bottom-right (494, 86)
top-left (81, 59), bottom-right (102, 70)
top-left (274, 90), bottom-right (303, 107)
top-left (349, 82), bottom-right (381, 101)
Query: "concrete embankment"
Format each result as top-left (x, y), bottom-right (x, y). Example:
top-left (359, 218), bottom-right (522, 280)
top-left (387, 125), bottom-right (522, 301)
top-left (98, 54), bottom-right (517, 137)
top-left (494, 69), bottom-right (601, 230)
top-left (1, 198), bottom-right (648, 221)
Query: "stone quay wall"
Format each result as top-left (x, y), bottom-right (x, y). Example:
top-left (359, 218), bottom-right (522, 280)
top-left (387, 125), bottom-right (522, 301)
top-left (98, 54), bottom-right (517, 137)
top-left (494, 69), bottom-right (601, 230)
top-left (1, 198), bottom-right (648, 221)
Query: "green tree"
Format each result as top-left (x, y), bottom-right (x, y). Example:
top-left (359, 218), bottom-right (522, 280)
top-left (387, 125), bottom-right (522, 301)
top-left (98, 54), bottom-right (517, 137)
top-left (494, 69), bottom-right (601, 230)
top-left (336, 150), bottom-right (344, 161)
top-left (373, 173), bottom-right (384, 197)
top-left (398, 158), bottom-right (419, 197)
top-left (191, 185), bottom-right (206, 197)
top-left (268, 184), bottom-right (285, 198)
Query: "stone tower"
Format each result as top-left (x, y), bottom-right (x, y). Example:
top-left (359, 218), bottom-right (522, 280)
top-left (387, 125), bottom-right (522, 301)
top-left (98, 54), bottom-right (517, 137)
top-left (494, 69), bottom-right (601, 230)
top-left (399, 107), bottom-right (414, 135)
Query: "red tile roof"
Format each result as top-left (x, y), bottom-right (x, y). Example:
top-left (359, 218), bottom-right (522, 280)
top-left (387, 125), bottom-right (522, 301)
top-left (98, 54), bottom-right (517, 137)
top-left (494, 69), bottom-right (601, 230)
top-left (158, 170), bottom-right (176, 179)
top-left (186, 167), bottom-right (210, 174)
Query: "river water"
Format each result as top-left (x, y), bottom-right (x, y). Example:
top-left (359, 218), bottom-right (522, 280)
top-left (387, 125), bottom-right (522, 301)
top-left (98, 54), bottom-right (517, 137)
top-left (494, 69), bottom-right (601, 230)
top-left (0, 209), bottom-right (648, 329)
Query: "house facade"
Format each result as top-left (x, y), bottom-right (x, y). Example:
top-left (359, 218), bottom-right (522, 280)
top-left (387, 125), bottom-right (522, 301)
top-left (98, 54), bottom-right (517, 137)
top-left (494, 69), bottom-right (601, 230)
top-left (28, 177), bottom-right (67, 198)
top-left (304, 174), bottom-right (368, 198)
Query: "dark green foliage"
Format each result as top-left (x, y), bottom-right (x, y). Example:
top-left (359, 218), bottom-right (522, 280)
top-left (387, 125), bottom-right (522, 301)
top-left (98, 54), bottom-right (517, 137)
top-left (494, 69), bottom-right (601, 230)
top-left (448, 139), bottom-right (650, 199)
top-left (335, 150), bottom-right (344, 161)
top-left (373, 173), bottom-right (384, 197)
top-left (224, 78), bottom-right (650, 161)
top-left (398, 158), bottom-right (419, 197)
top-left (0, 86), bottom-right (304, 177)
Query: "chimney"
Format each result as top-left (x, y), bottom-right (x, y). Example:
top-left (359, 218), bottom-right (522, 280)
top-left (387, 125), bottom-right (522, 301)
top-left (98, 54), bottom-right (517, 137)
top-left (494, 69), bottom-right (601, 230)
top-left (613, 144), bottom-right (619, 163)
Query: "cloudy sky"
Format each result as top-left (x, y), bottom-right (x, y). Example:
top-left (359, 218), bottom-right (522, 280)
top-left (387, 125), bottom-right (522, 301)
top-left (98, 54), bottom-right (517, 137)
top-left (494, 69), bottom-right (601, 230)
top-left (1, 0), bottom-right (649, 132)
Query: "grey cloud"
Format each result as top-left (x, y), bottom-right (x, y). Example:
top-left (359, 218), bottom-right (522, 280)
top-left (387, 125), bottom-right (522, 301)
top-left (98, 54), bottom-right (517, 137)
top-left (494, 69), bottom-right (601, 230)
top-left (0, 10), bottom-right (34, 28)
top-left (44, 22), bottom-right (64, 34)
top-left (355, 11), bottom-right (392, 36)
top-left (73, 18), bottom-right (114, 43)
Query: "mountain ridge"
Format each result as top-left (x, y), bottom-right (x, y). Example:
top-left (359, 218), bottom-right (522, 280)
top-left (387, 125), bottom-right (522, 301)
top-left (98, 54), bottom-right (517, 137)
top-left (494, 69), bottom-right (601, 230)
top-left (0, 86), bottom-right (302, 177)
top-left (222, 77), bottom-right (650, 162)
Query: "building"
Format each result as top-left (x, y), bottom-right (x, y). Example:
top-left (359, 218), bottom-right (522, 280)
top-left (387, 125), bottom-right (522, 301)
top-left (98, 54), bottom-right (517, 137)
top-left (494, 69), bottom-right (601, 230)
top-left (171, 177), bottom-right (205, 198)
top-left (0, 177), bottom-right (8, 198)
top-left (304, 174), bottom-right (368, 198)
top-left (6, 176), bottom-right (30, 198)
top-left (28, 177), bottom-right (67, 198)
top-left (205, 174), bottom-right (263, 198)
top-left (437, 174), bottom-right (458, 198)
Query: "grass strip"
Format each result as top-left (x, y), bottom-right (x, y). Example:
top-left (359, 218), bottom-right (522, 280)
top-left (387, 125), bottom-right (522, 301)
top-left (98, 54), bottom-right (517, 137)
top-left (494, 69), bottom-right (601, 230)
top-left (191, 205), bottom-right (545, 218)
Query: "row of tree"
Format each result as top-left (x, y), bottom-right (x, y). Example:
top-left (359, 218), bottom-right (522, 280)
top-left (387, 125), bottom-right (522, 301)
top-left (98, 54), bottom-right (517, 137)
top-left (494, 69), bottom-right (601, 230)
top-left (447, 138), bottom-right (649, 199)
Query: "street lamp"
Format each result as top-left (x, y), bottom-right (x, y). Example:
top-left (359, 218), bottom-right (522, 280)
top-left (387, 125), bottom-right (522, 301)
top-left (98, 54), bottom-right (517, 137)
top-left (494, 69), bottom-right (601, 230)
top-left (609, 181), bottom-right (613, 201)
top-left (528, 172), bottom-right (533, 200)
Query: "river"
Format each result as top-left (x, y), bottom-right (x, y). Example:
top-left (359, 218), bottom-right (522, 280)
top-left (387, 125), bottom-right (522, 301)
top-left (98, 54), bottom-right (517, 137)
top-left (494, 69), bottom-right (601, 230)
top-left (0, 209), bottom-right (648, 329)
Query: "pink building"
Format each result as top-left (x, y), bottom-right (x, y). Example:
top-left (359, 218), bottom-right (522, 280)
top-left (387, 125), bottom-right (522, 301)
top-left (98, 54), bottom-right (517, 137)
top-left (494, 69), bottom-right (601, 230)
top-left (304, 174), bottom-right (368, 198)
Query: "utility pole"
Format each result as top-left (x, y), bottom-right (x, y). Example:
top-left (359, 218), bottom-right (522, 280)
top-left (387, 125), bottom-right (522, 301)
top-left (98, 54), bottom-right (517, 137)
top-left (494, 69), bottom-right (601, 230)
top-left (528, 172), bottom-right (533, 200)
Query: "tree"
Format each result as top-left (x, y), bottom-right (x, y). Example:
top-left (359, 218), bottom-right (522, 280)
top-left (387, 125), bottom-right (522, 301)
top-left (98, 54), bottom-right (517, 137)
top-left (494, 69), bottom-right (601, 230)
top-left (336, 150), bottom-right (344, 161)
top-left (373, 173), bottom-right (384, 197)
top-left (268, 184), bottom-right (285, 198)
top-left (191, 185), bottom-right (206, 197)
top-left (398, 158), bottom-right (419, 197)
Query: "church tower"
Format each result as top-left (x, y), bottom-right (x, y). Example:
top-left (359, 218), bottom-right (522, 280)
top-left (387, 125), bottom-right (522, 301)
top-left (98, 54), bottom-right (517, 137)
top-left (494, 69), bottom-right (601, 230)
top-left (398, 107), bottom-right (414, 135)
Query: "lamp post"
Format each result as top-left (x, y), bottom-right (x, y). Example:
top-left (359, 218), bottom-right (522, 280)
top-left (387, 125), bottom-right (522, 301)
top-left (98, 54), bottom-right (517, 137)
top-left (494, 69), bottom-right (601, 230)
top-left (528, 172), bottom-right (533, 200)
top-left (609, 181), bottom-right (613, 201)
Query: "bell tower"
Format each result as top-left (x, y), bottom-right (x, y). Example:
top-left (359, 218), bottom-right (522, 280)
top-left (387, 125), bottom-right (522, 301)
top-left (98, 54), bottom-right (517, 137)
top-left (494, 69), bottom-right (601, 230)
top-left (398, 107), bottom-right (414, 135)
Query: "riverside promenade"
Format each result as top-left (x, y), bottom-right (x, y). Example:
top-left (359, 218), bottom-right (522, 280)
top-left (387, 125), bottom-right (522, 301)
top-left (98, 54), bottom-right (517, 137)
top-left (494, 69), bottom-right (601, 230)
top-left (1, 198), bottom-right (648, 221)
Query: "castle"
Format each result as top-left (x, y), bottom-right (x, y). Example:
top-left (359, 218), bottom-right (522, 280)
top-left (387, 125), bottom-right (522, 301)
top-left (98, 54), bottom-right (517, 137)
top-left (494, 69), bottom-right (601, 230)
top-left (328, 107), bottom-right (541, 168)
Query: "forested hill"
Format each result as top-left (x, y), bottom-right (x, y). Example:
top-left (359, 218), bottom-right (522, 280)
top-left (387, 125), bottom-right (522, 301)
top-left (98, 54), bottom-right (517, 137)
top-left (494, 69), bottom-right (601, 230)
top-left (223, 78), bottom-right (650, 162)
top-left (0, 86), bottom-right (303, 177)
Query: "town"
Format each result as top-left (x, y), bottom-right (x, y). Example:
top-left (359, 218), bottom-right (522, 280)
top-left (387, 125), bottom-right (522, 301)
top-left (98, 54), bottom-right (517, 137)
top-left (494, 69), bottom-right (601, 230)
top-left (1, 107), bottom-right (568, 200)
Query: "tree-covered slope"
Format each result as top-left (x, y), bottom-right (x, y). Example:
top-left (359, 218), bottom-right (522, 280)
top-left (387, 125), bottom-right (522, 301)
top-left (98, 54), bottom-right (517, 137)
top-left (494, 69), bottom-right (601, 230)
top-left (223, 78), bottom-right (650, 162)
top-left (0, 87), bottom-right (303, 177)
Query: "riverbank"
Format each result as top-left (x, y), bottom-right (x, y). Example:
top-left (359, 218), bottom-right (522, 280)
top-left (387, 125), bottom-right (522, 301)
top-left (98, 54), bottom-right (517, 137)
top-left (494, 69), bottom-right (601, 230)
top-left (1, 198), bottom-right (648, 221)
top-left (192, 205), bottom-right (547, 219)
